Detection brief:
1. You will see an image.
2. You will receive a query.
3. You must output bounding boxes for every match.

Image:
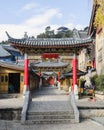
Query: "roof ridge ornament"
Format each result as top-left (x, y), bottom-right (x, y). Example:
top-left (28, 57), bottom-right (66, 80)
top-left (24, 32), bottom-right (28, 39)
top-left (73, 28), bottom-right (80, 39)
top-left (5, 31), bottom-right (13, 39)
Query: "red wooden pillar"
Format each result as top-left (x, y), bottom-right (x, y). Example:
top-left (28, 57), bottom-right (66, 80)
top-left (72, 54), bottom-right (77, 92)
top-left (24, 53), bottom-right (29, 94)
top-left (57, 71), bottom-right (60, 89)
top-left (58, 71), bottom-right (60, 82)
top-left (39, 72), bottom-right (42, 89)
top-left (92, 58), bottom-right (96, 69)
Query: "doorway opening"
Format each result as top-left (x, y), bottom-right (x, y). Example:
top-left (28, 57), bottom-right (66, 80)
top-left (8, 73), bottom-right (20, 93)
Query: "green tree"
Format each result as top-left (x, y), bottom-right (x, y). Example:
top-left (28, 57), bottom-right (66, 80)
top-left (37, 26), bottom-right (73, 38)
top-left (91, 74), bottom-right (104, 91)
top-left (56, 26), bottom-right (73, 38)
top-left (37, 26), bottom-right (55, 38)
top-left (94, 0), bottom-right (104, 28)
top-left (0, 41), bottom-right (8, 45)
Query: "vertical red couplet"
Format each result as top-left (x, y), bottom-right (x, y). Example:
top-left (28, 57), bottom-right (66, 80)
top-left (24, 54), bottom-right (29, 91)
top-left (72, 55), bottom-right (77, 92)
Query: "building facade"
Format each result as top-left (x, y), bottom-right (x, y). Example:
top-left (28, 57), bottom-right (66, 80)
top-left (5, 29), bottom-right (93, 93)
top-left (0, 61), bottom-right (39, 94)
top-left (88, 1), bottom-right (104, 75)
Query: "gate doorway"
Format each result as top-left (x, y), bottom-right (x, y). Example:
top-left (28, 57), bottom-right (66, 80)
top-left (8, 73), bottom-right (20, 93)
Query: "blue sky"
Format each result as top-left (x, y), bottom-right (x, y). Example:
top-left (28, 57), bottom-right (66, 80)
top-left (0, 0), bottom-right (93, 41)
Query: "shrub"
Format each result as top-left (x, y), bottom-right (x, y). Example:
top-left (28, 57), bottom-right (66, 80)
top-left (91, 74), bottom-right (104, 91)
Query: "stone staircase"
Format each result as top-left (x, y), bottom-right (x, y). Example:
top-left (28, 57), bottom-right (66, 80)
top-left (25, 87), bottom-right (76, 124)
top-left (26, 110), bottom-right (75, 124)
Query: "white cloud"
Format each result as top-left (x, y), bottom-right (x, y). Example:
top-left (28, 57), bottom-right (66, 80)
top-left (0, 6), bottom-right (86, 42)
top-left (0, 7), bottom-right (62, 42)
top-left (66, 23), bottom-right (86, 30)
top-left (21, 3), bottom-right (39, 11)
top-left (0, 24), bottom-right (45, 42)
top-left (75, 24), bottom-right (86, 30)
top-left (0, 23), bottom-right (86, 42)
top-left (24, 8), bottom-right (62, 27)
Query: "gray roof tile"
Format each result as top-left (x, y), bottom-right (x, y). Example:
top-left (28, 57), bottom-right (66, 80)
top-left (31, 61), bottom-right (68, 68)
top-left (6, 31), bottom-right (93, 48)
top-left (0, 45), bottom-right (11, 57)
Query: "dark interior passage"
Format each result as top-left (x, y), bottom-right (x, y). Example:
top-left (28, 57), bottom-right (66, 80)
top-left (8, 73), bottom-right (20, 93)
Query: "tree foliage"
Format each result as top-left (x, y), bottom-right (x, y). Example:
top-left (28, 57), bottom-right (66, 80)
top-left (56, 26), bottom-right (73, 38)
top-left (91, 74), bottom-right (104, 91)
top-left (0, 41), bottom-right (8, 45)
top-left (37, 26), bottom-right (55, 38)
top-left (37, 26), bottom-right (73, 38)
top-left (94, 0), bottom-right (104, 28)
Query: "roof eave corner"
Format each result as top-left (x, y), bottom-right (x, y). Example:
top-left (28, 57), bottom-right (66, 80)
top-left (5, 31), bottom-right (13, 39)
top-left (88, 3), bottom-right (97, 36)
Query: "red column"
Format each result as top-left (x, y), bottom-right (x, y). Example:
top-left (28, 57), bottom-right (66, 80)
top-left (57, 71), bottom-right (61, 90)
top-left (58, 71), bottom-right (60, 82)
top-left (24, 53), bottom-right (29, 94)
top-left (92, 59), bottom-right (96, 69)
top-left (72, 54), bottom-right (77, 92)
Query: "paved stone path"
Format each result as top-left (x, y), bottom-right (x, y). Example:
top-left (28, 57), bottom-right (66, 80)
top-left (76, 96), bottom-right (104, 126)
top-left (0, 119), bottom-right (104, 130)
top-left (91, 117), bottom-right (104, 126)
top-left (76, 97), bottom-right (104, 108)
top-left (0, 87), bottom-right (104, 129)
top-left (0, 96), bottom-right (24, 109)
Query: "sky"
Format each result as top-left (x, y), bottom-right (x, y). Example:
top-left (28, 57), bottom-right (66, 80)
top-left (0, 0), bottom-right (93, 42)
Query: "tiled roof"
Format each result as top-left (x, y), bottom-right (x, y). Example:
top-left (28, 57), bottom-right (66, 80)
top-left (31, 61), bottom-right (68, 68)
top-left (0, 45), bottom-right (11, 57)
top-left (3, 45), bottom-right (21, 56)
top-left (73, 29), bottom-right (88, 38)
top-left (78, 31), bottom-right (88, 38)
top-left (3, 45), bottom-right (20, 52)
top-left (0, 61), bottom-right (24, 71)
top-left (6, 31), bottom-right (93, 48)
top-left (62, 69), bottom-right (86, 77)
top-left (42, 72), bottom-right (57, 76)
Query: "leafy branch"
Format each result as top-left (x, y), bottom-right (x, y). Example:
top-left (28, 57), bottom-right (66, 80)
top-left (94, 0), bottom-right (104, 28)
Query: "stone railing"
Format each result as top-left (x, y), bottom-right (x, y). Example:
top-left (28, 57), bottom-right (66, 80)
top-left (70, 92), bottom-right (80, 123)
top-left (21, 91), bottom-right (32, 124)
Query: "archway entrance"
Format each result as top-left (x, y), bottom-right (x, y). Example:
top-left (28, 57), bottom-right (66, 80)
top-left (8, 73), bottom-right (20, 93)
top-left (48, 76), bottom-right (55, 86)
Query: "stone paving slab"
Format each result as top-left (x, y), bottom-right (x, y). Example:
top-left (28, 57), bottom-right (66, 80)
top-left (91, 117), bottom-right (104, 126)
top-left (32, 94), bottom-right (69, 101)
top-left (0, 97), bottom-right (24, 109)
top-left (76, 97), bottom-right (104, 126)
top-left (31, 87), bottom-right (68, 96)
top-left (76, 97), bottom-right (104, 108)
top-left (28, 100), bottom-right (71, 112)
top-left (0, 119), bottom-right (104, 130)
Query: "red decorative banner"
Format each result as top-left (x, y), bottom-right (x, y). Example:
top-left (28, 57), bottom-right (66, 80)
top-left (42, 53), bottom-right (59, 59)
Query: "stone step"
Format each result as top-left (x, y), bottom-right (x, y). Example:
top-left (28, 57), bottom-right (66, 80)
top-left (27, 111), bottom-right (74, 115)
top-left (25, 118), bottom-right (75, 124)
top-left (27, 114), bottom-right (74, 120)
top-left (26, 110), bottom-right (75, 124)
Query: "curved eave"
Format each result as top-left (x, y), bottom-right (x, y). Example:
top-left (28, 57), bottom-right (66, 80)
top-left (63, 69), bottom-right (86, 77)
top-left (34, 66), bottom-right (68, 68)
top-left (88, 4), bottom-right (97, 35)
top-left (31, 62), bottom-right (69, 68)
top-left (0, 61), bottom-right (24, 71)
top-left (8, 39), bottom-right (93, 49)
